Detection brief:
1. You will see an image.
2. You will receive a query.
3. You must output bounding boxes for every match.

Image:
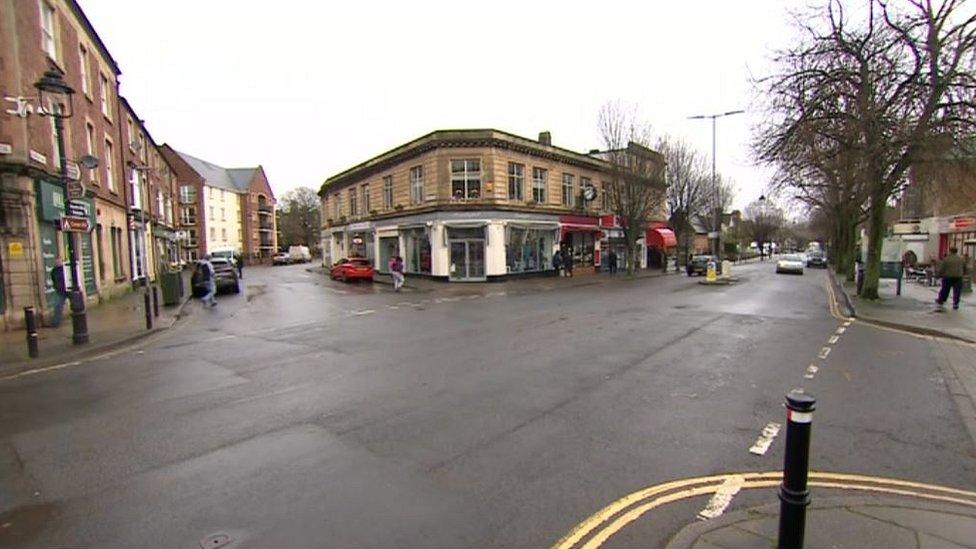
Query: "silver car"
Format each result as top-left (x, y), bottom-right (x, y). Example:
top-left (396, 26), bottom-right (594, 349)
top-left (776, 254), bottom-right (805, 275)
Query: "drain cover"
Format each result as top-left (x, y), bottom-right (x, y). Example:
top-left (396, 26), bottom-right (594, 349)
top-left (200, 533), bottom-right (232, 549)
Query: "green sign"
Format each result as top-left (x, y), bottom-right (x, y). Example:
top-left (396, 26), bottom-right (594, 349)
top-left (35, 178), bottom-right (95, 228)
top-left (880, 261), bottom-right (903, 279)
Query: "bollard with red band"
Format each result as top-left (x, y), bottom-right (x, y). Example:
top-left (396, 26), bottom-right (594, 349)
top-left (777, 390), bottom-right (816, 549)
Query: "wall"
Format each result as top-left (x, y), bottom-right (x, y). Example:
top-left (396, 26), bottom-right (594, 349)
top-left (201, 185), bottom-right (243, 253)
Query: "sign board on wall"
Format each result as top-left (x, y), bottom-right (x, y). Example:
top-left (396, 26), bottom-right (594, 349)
top-left (893, 222), bottom-right (923, 235)
top-left (951, 217), bottom-right (975, 230)
top-left (7, 241), bottom-right (23, 257)
top-left (0, 143), bottom-right (12, 154)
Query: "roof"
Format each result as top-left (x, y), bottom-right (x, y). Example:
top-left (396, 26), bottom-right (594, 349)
top-left (175, 150), bottom-right (246, 193)
top-left (227, 168), bottom-right (258, 191)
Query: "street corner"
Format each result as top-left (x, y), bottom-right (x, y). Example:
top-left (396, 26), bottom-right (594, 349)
top-left (552, 471), bottom-right (976, 549)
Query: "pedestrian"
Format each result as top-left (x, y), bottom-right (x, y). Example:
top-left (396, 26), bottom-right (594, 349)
top-left (564, 247), bottom-right (574, 277)
top-left (935, 247), bottom-right (967, 311)
top-left (608, 249), bottom-right (618, 275)
top-left (49, 258), bottom-right (67, 327)
top-left (199, 254), bottom-right (217, 307)
top-left (390, 254), bottom-right (405, 292)
top-left (552, 249), bottom-right (563, 277)
top-left (235, 253), bottom-right (244, 279)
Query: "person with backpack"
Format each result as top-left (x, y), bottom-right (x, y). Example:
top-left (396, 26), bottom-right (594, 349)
top-left (198, 254), bottom-right (217, 307)
top-left (49, 258), bottom-right (68, 327)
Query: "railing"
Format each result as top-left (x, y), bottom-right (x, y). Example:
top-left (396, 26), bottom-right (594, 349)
top-left (258, 205), bottom-right (273, 214)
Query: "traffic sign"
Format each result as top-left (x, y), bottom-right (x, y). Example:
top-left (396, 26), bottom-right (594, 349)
top-left (67, 180), bottom-right (86, 199)
top-left (60, 216), bottom-right (91, 232)
top-left (65, 161), bottom-right (81, 181)
top-left (67, 199), bottom-right (87, 218)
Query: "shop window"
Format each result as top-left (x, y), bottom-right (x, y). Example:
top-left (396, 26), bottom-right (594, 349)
top-left (508, 163), bottom-right (524, 201)
top-left (450, 159), bottom-right (481, 200)
top-left (532, 167), bottom-right (547, 203)
top-left (403, 228), bottom-right (432, 274)
top-left (506, 227), bottom-right (554, 273)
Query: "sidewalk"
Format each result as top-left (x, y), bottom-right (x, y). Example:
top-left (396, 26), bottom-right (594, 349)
top-left (833, 271), bottom-right (976, 343)
top-left (0, 272), bottom-right (192, 378)
top-left (667, 494), bottom-right (976, 548)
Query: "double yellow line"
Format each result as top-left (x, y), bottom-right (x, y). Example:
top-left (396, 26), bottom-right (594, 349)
top-left (554, 471), bottom-right (976, 549)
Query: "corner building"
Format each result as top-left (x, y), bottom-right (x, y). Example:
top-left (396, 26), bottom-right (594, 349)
top-left (319, 129), bottom-right (672, 281)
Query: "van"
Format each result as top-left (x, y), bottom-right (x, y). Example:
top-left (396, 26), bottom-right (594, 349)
top-left (288, 245), bottom-right (311, 263)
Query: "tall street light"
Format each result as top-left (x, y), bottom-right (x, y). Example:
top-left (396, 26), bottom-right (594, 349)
top-left (128, 162), bottom-right (154, 329)
top-left (688, 109), bottom-right (744, 258)
top-left (35, 68), bottom-right (88, 345)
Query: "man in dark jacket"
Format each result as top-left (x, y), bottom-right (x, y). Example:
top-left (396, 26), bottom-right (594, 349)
top-left (936, 247), bottom-right (967, 310)
top-left (49, 259), bottom-right (67, 327)
top-left (564, 247), bottom-right (574, 277)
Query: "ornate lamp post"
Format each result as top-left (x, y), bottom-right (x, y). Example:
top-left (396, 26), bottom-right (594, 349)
top-left (35, 68), bottom-right (88, 345)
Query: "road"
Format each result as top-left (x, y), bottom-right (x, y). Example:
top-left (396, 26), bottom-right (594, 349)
top-left (1, 261), bottom-right (973, 546)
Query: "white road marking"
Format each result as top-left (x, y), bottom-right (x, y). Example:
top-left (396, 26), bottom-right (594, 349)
top-left (351, 309), bottom-right (375, 316)
top-left (843, 320), bottom-right (852, 327)
top-left (828, 335), bottom-right (840, 345)
top-left (818, 347), bottom-right (831, 359)
top-left (748, 423), bottom-right (782, 455)
top-left (804, 364), bottom-right (820, 379)
top-left (488, 291), bottom-right (508, 297)
top-left (387, 305), bottom-right (399, 310)
top-left (836, 326), bottom-right (847, 334)
top-left (697, 475), bottom-right (745, 520)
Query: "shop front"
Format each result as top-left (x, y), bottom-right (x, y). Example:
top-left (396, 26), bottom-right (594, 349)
top-left (646, 223), bottom-right (677, 269)
top-left (940, 215), bottom-right (976, 259)
top-left (447, 225), bottom-right (486, 281)
top-left (401, 225), bottom-right (432, 275)
top-left (35, 179), bottom-right (97, 308)
top-left (560, 215), bottom-right (603, 274)
top-left (505, 223), bottom-right (558, 274)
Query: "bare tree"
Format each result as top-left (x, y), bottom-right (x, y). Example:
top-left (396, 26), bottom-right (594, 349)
top-left (277, 186), bottom-right (321, 254)
top-left (744, 197), bottom-right (786, 259)
top-left (660, 135), bottom-right (711, 269)
top-left (754, 0), bottom-right (976, 297)
top-left (598, 101), bottom-right (667, 275)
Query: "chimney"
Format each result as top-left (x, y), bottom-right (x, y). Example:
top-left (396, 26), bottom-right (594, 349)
top-left (538, 131), bottom-right (552, 146)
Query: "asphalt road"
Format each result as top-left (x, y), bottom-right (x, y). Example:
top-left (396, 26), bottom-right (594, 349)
top-left (1, 261), bottom-right (973, 546)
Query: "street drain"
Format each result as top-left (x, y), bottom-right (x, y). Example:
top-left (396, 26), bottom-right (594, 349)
top-left (200, 532), bottom-right (233, 549)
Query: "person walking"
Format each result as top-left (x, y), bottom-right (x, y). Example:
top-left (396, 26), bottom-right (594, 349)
top-left (935, 247), bottom-right (967, 311)
top-left (608, 249), bottom-right (618, 276)
top-left (49, 258), bottom-right (67, 327)
top-left (235, 253), bottom-right (244, 279)
top-left (390, 255), bottom-right (405, 292)
top-left (552, 249), bottom-right (563, 277)
top-left (564, 247), bottom-right (575, 277)
top-left (199, 254), bottom-right (217, 308)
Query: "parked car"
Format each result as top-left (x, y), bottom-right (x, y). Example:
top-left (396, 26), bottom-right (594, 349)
top-left (776, 254), bottom-right (805, 275)
top-left (272, 252), bottom-right (292, 266)
top-left (211, 249), bottom-right (237, 265)
top-left (806, 251), bottom-right (827, 268)
top-left (686, 255), bottom-right (721, 276)
top-left (289, 245), bottom-right (311, 263)
top-left (330, 257), bottom-right (374, 282)
top-left (191, 258), bottom-right (241, 296)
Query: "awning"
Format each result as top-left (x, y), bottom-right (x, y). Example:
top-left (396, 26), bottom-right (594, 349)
top-left (646, 227), bottom-right (677, 248)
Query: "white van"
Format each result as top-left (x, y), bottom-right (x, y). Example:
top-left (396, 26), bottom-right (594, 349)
top-left (288, 245), bottom-right (311, 263)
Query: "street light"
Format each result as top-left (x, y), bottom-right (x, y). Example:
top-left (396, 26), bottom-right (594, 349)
top-left (35, 68), bottom-right (89, 345)
top-left (759, 194), bottom-right (768, 259)
top-left (688, 109), bottom-right (744, 258)
top-left (128, 162), bottom-right (155, 329)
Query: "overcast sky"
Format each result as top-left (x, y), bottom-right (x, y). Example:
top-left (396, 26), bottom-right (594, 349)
top-left (80, 0), bottom-right (809, 209)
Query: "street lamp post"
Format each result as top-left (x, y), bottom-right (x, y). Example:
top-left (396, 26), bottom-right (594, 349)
top-left (688, 109), bottom-right (744, 259)
top-left (128, 163), bottom-right (154, 329)
top-left (35, 68), bottom-right (88, 345)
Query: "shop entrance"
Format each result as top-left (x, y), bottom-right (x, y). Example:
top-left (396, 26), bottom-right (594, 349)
top-left (449, 239), bottom-right (485, 281)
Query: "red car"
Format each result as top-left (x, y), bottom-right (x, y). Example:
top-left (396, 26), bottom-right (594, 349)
top-left (330, 257), bottom-right (375, 282)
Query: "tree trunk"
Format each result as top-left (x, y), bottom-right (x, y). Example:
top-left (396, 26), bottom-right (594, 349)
top-left (861, 192), bottom-right (887, 299)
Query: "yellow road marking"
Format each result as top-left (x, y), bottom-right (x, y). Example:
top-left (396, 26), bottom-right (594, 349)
top-left (555, 471), bottom-right (976, 549)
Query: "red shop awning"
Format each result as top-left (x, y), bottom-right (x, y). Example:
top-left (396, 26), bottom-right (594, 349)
top-left (646, 227), bottom-right (677, 248)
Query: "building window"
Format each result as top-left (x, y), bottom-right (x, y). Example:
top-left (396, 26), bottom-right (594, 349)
top-left (110, 227), bottom-right (123, 279)
top-left (126, 119), bottom-right (134, 147)
top-left (562, 173), bottom-right (575, 207)
top-left (451, 159), bottom-right (481, 200)
top-left (157, 190), bottom-right (164, 218)
top-left (333, 193), bottom-right (341, 219)
top-left (601, 181), bottom-right (609, 211)
top-left (410, 166), bottom-right (424, 204)
top-left (221, 207), bottom-right (226, 221)
top-left (506, 227), bottom-right (555, 273)
top-left (84, 123), bottom-right (95, 182)
top-left (348, 188), bottom-right (357, 216)
top-left (40, 2), bottom-right (56, 59)
top-left (221, 228), bottom-right (227, 241)
top-left (508, 163), bottom-right (524, 202)
top-left (209, 206), bottom-right (214, 221)
top-left (220, 188), bottom-right (225, 200)
top-left (181, 206), bottom-right (196, 225)
top-left (403, 227), bottom-right (431, 274)
top-left (382, 175), bottom-right (393, 209)
top-left (208, 187), bottom-right (214, 199)
top-left (104, 140), bottom-right (115, 192)
top-left (361, 184), bottom-right (370, 213)
top-left (79, 45), bottom-right (90, 96)
top-left (180, 185), bottom-right (196, 203)
top-left (129, 167), bottom-right (142, 209)
top-left (210, 227), bottom-right (215, 240)
top-left (581, 177), bottom-right (592, 208)
top-left (99, 74), bottom-right (110, 118)
top-left (165, 197), bottom-right (173, 225)
top-left (532, 167), bottom-right (547, 203)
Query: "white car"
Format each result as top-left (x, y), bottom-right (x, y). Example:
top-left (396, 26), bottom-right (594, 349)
top-left (776, 254), bottom-right (805, 275)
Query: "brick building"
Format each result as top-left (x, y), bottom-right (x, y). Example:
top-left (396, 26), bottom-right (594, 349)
top-left (318, 129), bottom-right (672, 281)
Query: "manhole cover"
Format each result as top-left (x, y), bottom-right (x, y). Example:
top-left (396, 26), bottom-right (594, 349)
top-left (200, 532), bottom-right (233, 549)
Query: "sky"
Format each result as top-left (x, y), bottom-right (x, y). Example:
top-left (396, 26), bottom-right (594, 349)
top-left (79, 0), bottom-right (809, 210)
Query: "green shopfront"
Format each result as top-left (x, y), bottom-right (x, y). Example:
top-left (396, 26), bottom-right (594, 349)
top-left (36, 179), bottom-right (97, 306)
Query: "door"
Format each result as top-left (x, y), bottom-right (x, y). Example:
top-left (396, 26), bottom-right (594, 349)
top-left (449, 240), bottom-right (485, 281)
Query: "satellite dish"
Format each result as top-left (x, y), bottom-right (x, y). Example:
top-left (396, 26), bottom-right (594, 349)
top-left (79, 154), bottom-right (99, 169)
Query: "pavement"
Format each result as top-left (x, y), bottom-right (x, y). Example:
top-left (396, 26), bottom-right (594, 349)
top-left (1, 262), bottom-right (975, 546)
top-left (0, 270), bottom-right (193, 378)
top-left (833, 270), bottom-right (976, 343)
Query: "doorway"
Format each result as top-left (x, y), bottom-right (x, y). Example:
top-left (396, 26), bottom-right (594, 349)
top-left (449, 239), bottom-right (485, 281)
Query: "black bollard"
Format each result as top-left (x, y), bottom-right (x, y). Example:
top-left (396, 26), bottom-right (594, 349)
top-left (144, 290), bottom-right (153, 330)
top-left (778, 391), bottom-right (816, 549)
top-left (152, 285), bottom-right (160, 317)
top-left (24, 306), bottom-right (39, 358)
